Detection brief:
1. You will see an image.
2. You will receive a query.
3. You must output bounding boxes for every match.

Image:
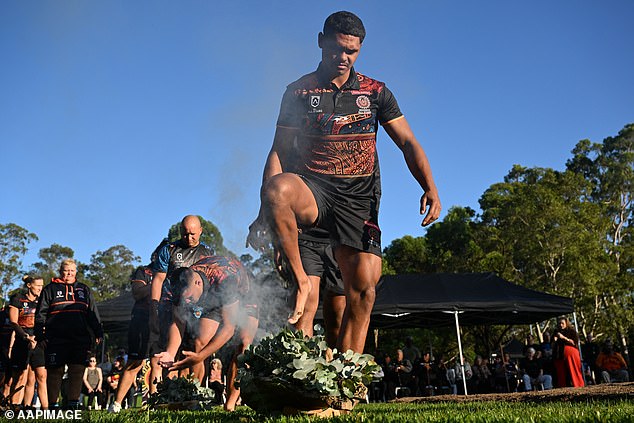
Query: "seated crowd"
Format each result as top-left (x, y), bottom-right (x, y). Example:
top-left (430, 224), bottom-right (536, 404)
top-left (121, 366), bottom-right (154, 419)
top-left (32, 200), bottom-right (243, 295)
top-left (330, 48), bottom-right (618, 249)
top-left (368, 332), bottom-right (631, 402)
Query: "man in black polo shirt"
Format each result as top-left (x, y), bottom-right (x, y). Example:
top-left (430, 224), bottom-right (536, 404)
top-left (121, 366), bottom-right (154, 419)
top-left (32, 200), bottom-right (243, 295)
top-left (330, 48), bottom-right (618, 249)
top-left (248, 11), bottom-right (441, 354)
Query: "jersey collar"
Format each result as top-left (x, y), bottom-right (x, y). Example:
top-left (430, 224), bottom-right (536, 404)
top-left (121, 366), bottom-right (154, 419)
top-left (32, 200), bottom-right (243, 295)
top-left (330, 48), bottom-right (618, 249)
top-left (315, 63), bottom-right (360, 91)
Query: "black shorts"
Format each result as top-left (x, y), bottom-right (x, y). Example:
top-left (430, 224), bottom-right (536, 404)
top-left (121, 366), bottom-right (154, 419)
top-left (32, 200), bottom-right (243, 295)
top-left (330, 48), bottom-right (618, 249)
top-left (301, 175), bottom-right (382, 256)
top-left (149, 301), bottom-right (173, 356)
top-left (298, 238), bottom-right (345, 296)
top-left (128, 312), bottom-right (150, 360)
top-left (45, 343), bottom-right (92, 368)
top-left (202, 303), bottom-right (260, 325)
top-left (10, 336), bottom-right (45, 370)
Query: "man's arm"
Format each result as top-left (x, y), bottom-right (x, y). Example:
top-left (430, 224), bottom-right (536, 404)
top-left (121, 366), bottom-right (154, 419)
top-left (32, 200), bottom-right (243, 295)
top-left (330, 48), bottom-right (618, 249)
top-left (131, 280), bottom-right (151, 301)
top-left (383, 117), bottom-right (441, 226)
top-left (150, 272), bottom-right (167, 302)
top-left (8, 305), bottom-right (28, 340)
top-left (156, 312), bottom-right (185, 366)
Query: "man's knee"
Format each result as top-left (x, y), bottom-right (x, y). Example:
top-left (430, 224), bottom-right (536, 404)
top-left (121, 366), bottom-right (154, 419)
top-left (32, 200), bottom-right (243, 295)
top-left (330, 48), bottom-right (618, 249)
top-left (347, 285), bottom-right (376, 313)
top-left (262, 175), bottom-right (296, 208)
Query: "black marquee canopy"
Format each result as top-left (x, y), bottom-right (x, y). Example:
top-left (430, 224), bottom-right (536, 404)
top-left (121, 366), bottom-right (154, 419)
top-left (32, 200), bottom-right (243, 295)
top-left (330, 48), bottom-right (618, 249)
top-left (370, 272), bottom-right (574, 329)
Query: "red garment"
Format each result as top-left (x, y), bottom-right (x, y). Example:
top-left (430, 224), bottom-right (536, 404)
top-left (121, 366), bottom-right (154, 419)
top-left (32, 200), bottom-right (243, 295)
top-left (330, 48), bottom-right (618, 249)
top-left (554, 345), bottom-right (585, 388)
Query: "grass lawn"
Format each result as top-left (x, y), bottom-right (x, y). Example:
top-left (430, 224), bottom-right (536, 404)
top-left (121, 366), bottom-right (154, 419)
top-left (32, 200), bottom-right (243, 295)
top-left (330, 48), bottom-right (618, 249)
top-left (79, 400), bottom-right (634, 423)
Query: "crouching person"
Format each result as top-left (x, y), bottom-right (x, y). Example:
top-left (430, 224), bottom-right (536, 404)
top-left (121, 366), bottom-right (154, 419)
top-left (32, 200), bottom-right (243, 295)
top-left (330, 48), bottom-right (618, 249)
top-left (154, 256), bottom-right (259, 411)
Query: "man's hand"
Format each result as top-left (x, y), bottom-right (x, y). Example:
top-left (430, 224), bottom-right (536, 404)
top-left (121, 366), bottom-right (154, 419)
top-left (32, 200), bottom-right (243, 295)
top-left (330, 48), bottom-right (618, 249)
top-left (27, 335), bottom-right (37, 350)
top-left (154, 351), bottom-right (175, 369)
top-left (169, 350), bottom-right (203, 371)
top-left (246, 217), bottom-right (271, 251)
top-left (420, 191), bottom-right (442, 226)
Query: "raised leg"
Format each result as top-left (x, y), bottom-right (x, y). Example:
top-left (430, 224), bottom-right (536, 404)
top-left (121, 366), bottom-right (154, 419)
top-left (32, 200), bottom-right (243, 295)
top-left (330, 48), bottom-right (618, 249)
top-left (261, 174), bottom-right (319, 325)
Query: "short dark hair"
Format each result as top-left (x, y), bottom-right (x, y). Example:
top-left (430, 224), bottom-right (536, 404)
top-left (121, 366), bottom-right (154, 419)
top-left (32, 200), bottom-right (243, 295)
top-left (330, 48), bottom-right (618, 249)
top-left (170, 267), bottom-right (190, 300)
top-left (323, 11), bottom-right (365, 43)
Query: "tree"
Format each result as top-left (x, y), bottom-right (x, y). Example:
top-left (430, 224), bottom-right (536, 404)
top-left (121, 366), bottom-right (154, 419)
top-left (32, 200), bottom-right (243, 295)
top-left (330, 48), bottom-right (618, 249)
top-left (84, 245), bottom-right (141, 301)
top-left (167, 216), bottom-right (229, 256)
top-left (424, 206), bottom-right (482, 273)
top-left (566, 123), bottom-right (634, 353)
top-left (0, 223), bottom-right (38, 299)
top-left (382, 235), bottom-right (429, 275)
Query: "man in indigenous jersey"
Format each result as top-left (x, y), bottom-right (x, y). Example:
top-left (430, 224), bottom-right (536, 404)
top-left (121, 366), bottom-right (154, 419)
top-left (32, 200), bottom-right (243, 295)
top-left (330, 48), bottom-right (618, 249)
top-left (248, 11), bottom-right (441, 354)
top-left (7, 276), bottom-right (46, 409)
top-left (154, 255), bottom-right (259, 411)
top-left (147, 216), bottom-right (213, 391)
top-left (34, 258), bottom-right (102, 410)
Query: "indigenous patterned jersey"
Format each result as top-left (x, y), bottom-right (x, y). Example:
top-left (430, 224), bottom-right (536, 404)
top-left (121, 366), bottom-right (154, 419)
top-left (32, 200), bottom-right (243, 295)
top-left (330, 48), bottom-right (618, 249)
top-left (131, 265), bottom-right (154, 314)
top-left (9, 291), bottom-right (38, 333)
top-left (189, 256), bottom-right (256, 313)
top-left (152, 240), bottom-right (214, 303)
top-left (277, 65), bottom-right (402, 196)
top-left (34, 280), bottom-right (103, 344)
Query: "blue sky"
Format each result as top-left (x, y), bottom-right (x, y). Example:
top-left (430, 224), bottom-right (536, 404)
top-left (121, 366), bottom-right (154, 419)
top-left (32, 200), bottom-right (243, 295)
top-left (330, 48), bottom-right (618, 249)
top-left (1, 1), bottom-right (633, 275)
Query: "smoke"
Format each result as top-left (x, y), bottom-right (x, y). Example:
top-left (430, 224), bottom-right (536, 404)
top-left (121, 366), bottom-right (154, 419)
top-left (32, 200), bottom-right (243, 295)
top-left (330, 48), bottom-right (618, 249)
top-left (250, 270), bottom-right (294, 341)
top-left (169, 266), bottom-right (295, 351)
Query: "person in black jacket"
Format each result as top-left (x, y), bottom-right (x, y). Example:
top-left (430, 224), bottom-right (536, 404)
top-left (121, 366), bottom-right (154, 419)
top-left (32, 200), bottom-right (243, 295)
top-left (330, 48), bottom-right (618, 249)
top-left (34, 258), bottom-right (103, 409)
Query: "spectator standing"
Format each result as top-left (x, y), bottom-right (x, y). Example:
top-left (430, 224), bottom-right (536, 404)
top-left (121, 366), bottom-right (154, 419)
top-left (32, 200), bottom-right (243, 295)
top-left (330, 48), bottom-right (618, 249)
top-left (82, 356), bottom-right (103, 409)
top-left (552, 317), bottom-right (584, 388)
top-left (105, 357), bottom-right (125, 408)
top-left (34, 258), bottom-right (102, 409)
top-left (7, 275), bottom-right (47, 409)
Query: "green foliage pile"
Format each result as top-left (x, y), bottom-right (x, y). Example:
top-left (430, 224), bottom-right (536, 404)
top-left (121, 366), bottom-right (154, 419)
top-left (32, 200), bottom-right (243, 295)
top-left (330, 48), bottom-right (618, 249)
top-left (237, 328), bottom-right (379, 411)
top-left (146, 376), bottom-right (215, 409)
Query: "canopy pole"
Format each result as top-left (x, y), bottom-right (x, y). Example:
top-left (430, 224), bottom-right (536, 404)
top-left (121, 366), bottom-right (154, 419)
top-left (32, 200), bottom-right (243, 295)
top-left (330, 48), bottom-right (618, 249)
top-left (572, 311), bottom-right (586, 385)
top-left (454, 311), bottom-right (468, 396)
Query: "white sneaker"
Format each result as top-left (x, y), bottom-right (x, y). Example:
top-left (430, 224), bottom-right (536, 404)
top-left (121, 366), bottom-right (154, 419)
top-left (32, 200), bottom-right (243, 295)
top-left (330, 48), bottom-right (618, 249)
top-left (108, 402), bottom-right (122, 413)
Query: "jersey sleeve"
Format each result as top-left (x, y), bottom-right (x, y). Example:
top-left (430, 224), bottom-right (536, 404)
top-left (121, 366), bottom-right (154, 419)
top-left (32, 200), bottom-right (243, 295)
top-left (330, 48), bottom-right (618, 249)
top-left (377, 85), bottom-right (403, 125)
top-left (276, 86), bottom-right (302, 129)
top-left (152, 245), bottom-right (171, 274)
top-left (8, 293), bottom-right (21, 310)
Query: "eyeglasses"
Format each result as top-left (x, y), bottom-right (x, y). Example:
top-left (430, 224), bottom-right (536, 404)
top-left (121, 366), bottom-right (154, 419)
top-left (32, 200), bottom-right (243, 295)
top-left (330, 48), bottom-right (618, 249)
top-left (89, 359), bottom-right (96, 362)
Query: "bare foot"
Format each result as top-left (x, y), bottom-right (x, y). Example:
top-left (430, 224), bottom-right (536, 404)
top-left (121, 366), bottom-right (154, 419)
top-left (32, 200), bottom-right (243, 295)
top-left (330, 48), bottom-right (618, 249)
top-left (288, 277), bottom-right (311, 325)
